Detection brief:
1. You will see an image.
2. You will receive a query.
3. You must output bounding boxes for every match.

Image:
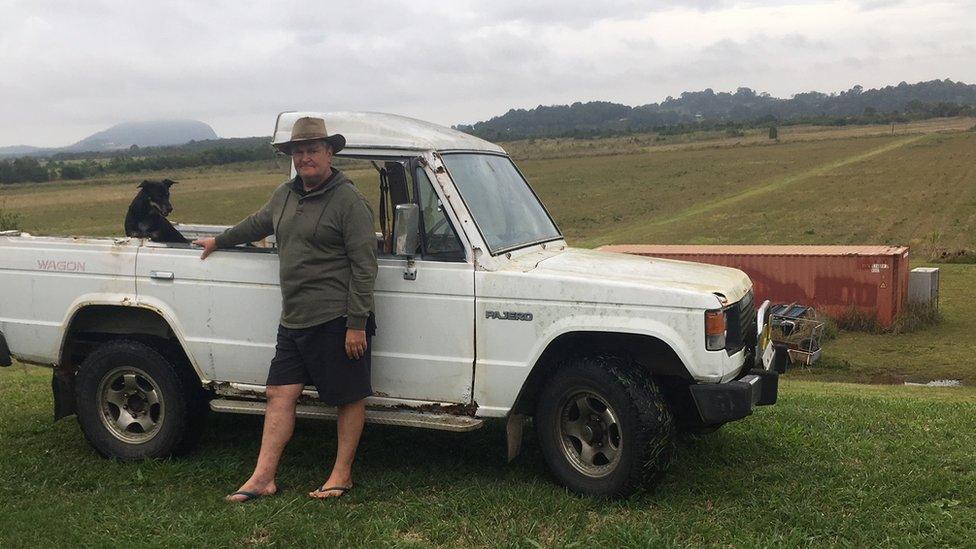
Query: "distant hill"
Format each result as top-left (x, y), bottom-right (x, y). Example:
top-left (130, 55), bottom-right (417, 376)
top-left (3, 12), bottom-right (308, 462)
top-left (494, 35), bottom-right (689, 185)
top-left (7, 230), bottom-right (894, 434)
top-left (0, 119), bottom-right (220, 158)
top-left (65, 120), bottom-right (218, 152)
top-left (0, 145), bottom-right (45, 157)
top-left (457, 79), bottom-right (976, 140)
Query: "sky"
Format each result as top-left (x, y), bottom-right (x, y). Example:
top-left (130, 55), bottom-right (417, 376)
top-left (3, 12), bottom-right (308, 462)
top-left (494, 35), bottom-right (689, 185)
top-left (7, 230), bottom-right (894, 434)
top-left (1, 0), bottom-right (973, 147)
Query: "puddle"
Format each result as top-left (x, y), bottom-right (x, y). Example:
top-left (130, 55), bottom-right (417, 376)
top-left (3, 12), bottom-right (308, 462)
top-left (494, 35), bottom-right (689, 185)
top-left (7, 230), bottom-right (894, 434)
top-left (903, 379), bottom-right (963, 387)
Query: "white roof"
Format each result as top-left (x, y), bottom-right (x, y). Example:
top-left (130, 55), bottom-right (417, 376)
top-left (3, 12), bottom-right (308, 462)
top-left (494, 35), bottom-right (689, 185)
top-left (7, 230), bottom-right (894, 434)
top-left (272, 111), bottom-right (505, 156)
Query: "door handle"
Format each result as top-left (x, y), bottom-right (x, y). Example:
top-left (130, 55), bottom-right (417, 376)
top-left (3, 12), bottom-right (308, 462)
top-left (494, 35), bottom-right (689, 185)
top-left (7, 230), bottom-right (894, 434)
top-left (403, 258), bottom-right (417, 281)
top-left (150, 271), bottom-right (175, 280)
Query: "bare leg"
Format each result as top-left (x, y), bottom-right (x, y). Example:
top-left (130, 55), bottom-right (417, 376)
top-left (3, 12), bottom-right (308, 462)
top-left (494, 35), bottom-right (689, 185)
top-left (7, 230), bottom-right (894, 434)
top-left (310, 398), bottom-right (366, 498)
top-left (227, 383), bottom-right (304, 502)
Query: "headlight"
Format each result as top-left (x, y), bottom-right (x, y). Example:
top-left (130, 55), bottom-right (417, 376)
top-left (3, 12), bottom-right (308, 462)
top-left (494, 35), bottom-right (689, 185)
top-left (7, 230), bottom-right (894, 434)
top-left (705, 309), bottom-right (726, 351)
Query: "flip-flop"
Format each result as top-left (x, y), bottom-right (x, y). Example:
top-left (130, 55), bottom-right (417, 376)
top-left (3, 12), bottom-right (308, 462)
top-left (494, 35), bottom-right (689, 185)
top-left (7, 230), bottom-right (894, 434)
top-left (227, 490), bottom-right (268, 503)
top-left (310, 485), bottom-right (352, 499)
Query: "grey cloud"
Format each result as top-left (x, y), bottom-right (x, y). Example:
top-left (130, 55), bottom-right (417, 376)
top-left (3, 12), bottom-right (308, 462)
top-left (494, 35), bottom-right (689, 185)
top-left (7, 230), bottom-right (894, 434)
top-left (458, 0), bottom-right (739, 27)
top-left (0, 1), bottom-right (974, 146)
top-left (855, 0), bottom-right (906, 10)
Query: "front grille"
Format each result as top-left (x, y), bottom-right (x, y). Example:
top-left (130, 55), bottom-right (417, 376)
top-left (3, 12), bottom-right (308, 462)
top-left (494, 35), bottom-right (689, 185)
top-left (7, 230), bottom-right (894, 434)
top-left (725, 289), bottom-right (757, 356)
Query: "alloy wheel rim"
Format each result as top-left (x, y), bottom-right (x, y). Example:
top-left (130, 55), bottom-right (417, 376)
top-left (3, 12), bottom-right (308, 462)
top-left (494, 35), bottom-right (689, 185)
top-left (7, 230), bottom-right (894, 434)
top-left (556, 389), bottom-right (622, 478)
top-left (97, 366), bottom-right (164, 444)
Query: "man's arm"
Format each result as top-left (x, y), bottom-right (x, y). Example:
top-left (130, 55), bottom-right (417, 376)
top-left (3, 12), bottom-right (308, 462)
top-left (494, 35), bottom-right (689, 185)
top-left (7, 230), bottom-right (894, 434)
top-left (343, 195), bottom-right (379, 331)
top-left (214, 197), bottom-right (276, 248)
top-left (193, 192), bottom-right (279, 259)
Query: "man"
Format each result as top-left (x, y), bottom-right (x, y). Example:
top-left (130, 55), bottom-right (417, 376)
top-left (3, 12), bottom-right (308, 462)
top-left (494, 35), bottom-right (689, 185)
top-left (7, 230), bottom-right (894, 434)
top-left (193, 116), bottom-right (378, 501)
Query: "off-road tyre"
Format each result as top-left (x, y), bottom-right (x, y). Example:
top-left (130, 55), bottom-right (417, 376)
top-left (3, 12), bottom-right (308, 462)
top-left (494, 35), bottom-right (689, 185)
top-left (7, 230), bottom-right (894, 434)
top-left (535, 354), bottom-right (675, 498)
top-left (150, 340), bottom-right (211, 455)
top-left (75, 339), bottom-right (205, 460)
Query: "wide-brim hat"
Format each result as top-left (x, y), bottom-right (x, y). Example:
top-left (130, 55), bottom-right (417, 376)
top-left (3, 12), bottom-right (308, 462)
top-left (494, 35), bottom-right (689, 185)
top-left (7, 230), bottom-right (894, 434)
top-left (273, 116), bottom-right (346, 154)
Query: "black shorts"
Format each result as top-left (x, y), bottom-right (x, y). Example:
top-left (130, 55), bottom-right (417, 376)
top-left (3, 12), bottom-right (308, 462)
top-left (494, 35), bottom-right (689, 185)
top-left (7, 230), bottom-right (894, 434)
top-left (266, 314), bottom-right (376, 406)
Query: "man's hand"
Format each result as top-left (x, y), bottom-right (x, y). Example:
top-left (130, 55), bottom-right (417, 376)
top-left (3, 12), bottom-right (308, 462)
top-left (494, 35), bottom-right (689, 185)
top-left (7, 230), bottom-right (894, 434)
top-left (192, 237), bottom-right (218, 260)
top-left (345, 329), bottom-right (367, 360)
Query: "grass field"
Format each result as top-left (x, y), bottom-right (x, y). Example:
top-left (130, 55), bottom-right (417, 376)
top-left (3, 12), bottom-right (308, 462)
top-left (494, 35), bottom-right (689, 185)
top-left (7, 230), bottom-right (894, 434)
top-left (574, 132), bottom-right (976, 254)
top-left (501, 116), bottom-right (976, 160)
top-left (1, 365), bottom-right (973, 547)
top-left (2, 117), bottom-right (974, 258)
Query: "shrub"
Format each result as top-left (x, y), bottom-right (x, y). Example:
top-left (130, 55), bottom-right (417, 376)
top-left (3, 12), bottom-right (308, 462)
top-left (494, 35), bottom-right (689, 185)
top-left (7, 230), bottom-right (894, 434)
top-left (0, 205), bottom-right (23, 231)
top-left (60, 165), bottom-right (87, 180)
top-left (832, 301), bottom-right (942, 335)
top-left (834, 306), bottom-right (883, 334)
top-left (890, 300), bottom-right (942, 334)
top-left (818, 315), bottom-right (839, 341)
top-left (930, 248), bottom-right (976, 264)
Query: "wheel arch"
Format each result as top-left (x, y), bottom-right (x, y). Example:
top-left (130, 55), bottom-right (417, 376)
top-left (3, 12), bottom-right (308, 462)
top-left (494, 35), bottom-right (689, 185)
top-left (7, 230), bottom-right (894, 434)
top-left (57, 299), bottom-right (206, 383)
top-left (54, 299), bottom-right (208, 421)
top-left (509, 330), bottom-right (692, 416)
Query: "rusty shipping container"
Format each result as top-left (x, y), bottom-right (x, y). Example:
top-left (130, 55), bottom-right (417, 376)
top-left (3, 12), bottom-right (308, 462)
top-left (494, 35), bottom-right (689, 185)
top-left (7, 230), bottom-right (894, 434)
top-left (599, 245), bottom-right (910, 327)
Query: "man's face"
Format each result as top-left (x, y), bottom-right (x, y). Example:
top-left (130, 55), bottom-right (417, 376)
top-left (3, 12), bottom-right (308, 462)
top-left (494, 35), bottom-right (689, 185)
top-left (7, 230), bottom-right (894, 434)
top-left (291, 141), bottom-right (333, 182)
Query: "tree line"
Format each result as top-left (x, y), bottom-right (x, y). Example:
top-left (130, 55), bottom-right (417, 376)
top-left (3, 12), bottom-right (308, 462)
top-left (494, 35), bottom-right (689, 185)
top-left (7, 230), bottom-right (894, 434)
top-left (456, 79), bottom-right (976, 140)
top-left (0, 141), bottom-right (276, 185)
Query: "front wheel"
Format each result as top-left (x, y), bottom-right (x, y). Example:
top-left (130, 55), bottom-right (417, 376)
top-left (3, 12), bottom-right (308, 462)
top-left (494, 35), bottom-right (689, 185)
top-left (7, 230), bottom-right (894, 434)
top-left (75, 340), bottom-right (204, 460)
top-left (535, 355), bottom-right (675, 498)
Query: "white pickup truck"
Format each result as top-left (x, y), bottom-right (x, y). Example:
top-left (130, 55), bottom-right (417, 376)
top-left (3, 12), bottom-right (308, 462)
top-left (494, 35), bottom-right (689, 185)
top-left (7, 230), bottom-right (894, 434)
top-left (0, 112), bottom-right (779, 498)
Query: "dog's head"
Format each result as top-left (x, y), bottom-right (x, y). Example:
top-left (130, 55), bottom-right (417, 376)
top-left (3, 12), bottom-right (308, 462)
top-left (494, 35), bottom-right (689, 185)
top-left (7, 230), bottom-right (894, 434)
top-left (137, 179), bottom-right (178, 217)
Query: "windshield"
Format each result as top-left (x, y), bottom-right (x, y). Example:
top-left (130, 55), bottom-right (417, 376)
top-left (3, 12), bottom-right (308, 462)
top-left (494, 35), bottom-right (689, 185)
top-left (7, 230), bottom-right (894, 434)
top-left (441, 154), bottom-right (561, 253)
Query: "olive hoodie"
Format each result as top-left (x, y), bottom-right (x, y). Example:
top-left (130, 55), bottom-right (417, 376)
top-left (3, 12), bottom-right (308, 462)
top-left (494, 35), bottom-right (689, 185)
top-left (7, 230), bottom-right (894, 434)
top-left (215, 169), bottom-right (377, 330)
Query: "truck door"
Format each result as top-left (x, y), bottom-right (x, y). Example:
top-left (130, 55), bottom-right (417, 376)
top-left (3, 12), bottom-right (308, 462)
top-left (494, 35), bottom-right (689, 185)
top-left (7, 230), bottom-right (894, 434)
top-left (370, 163), bottom-right (475, 404)
top-left (135, 242), bottom-right (280, 384)
top-left (135, 164), bottom-right (475, 405)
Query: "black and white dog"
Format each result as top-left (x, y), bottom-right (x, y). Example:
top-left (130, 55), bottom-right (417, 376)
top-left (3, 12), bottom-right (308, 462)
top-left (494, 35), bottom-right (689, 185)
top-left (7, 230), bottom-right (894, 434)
top-left (124, 179), bottom-right (189, 243)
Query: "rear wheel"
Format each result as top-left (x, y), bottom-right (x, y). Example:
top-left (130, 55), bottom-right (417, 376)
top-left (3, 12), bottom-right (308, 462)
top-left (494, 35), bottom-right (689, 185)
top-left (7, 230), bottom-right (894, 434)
top-left (75, 340), bottom-right (205, 460)
top-left (535, 354), bottom-right (674, 498)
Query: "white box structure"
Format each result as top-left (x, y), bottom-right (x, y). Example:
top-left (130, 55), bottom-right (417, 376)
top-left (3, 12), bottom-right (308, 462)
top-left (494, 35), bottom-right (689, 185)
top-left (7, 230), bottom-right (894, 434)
top-left (908, 267), bottom-right (940, 308)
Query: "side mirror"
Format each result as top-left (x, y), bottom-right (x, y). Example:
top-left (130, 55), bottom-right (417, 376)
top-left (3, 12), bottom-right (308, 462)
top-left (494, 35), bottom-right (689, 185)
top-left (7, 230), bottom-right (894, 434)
top-left (394, 203), bottom-right (420, 257)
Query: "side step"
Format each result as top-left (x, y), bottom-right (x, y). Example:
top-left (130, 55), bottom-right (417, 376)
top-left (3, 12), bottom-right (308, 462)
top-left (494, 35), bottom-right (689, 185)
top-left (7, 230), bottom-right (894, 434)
top-left (209, 398), bottom-right (484, 432)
